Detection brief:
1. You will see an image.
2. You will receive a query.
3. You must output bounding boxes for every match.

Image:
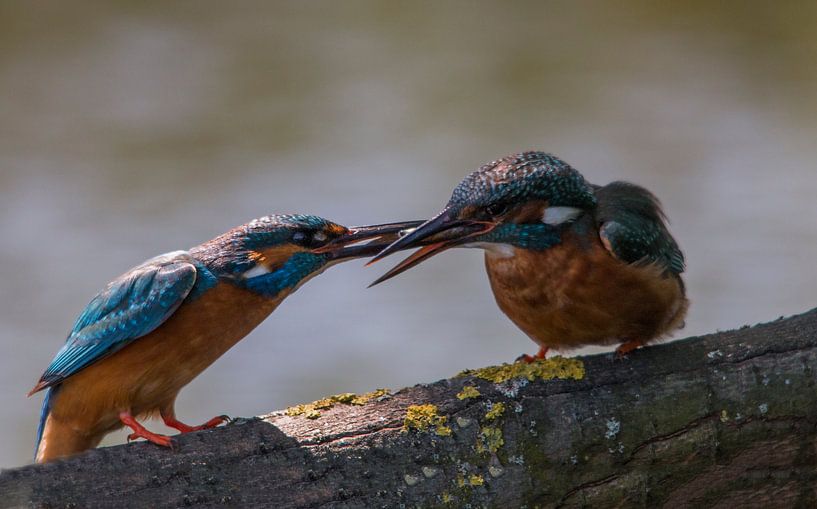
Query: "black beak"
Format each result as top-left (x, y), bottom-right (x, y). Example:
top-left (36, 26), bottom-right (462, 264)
top-left (314, 220), bottom-right (425, 260)
top-left (367, 209), bottom-right (495, 287)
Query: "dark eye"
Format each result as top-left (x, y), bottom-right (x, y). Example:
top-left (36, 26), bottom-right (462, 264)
top-left (486, 202), bottom-right (509, 217)
top-left (292, 230), bottom-right (329, 247)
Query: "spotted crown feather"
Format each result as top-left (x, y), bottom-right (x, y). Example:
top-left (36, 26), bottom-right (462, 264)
top-left (449, 151), bottom-right (597, 210)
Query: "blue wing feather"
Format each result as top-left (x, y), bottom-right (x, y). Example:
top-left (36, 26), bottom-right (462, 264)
top-left (595, 182), bottom-right (685, 276)
top-left (34, 251), bottom-right (198, 391)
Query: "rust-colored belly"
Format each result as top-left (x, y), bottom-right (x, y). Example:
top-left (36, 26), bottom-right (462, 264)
top-left (48, 282), bottom-right (280, 436)
top-left (485, 235), bottom-right (687, 351)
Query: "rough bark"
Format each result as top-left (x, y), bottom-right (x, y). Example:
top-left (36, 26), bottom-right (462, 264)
top-left (2, 308), bottom-right (817, 509)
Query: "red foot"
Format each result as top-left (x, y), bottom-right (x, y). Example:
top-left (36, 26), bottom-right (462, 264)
top-left (519, 346), bottom-right (549, 363)
top-left (615, 340), bottom-right (643, 358)
top-left (162, 413), bottom-right (230, 433)
top-left (119, 411), bottom-right (175, 449)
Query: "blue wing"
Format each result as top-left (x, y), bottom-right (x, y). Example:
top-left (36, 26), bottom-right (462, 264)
top-left (599, 220), bottom-right (685, 275)
top-left (595, 182), bottom-right (685, 276)
top-left (31, 251), bottom-right (198, 393)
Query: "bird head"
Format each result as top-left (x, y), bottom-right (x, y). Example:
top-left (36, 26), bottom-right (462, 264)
top-left (203, 215), bottom-right (422, 296)
top-left (368, 152), bottom-right (597, 286)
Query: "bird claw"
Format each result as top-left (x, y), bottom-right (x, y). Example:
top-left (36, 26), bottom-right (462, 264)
top-left (196, 414), bottom-right (230, 430)
top-left (516, 346), bottom-right (549, 363)
top-left (126, 430), bottom-right (176, 450)
top-left (614, 340), bottom-right (643, 359)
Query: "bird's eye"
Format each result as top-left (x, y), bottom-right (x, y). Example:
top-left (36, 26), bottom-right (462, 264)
top-left (486, 203), bottom-right (509, 217)
top-left (292, 232), bottom-right (307, 243)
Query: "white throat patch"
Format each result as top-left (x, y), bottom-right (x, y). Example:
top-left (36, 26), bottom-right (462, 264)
top-left (542, 206), bottom-right (583, 225)
top-left (467, 242), bottom-right (516, 258)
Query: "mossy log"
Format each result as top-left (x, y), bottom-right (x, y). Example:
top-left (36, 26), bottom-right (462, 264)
top-left (3, 309), bottom-right (817, 508)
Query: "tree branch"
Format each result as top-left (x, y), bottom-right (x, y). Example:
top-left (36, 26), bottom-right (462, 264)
top-left (3, 308), bottom-right (817, 508)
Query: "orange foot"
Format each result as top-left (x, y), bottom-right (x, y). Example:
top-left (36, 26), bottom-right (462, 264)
top-left (119, 411), bottom-right (175, 449)
top-left (615, 340), bottom-right (643, 358)
top-left (161, 413), bottom-right (230, 433)
top-left (518, 346), bottom-right (549, 363)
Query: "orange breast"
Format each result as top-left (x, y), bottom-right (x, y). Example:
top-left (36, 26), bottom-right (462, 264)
top-left (484, 232), bottom-right (687, 351)
top-left (47, 282), bottom-right (281, 437)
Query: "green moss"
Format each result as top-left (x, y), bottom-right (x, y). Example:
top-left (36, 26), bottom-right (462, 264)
top-left (285, 389), bottom-right (391, 419)
top-left (402, 404), bottom-right (452, 436)
top-left (456, 386), bottom-right (481, 400)
top-left (484, 402), bottom-right (505, 421)
top-left (459, 356), bottom-right (585, 383)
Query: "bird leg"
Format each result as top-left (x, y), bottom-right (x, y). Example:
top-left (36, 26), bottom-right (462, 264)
top-left (119, 411), bottom-right (175, 448)
top-left (160, 409), bottom-right (229, 433)
top-left (615, 339), bottom-right (644, 358)
top-left (519, 346), bottom-right (549, 363)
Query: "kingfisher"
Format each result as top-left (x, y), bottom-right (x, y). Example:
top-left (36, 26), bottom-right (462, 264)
top-left (29, 215), bottom-right (421, 463)
top-left (369, 151), bottom-right (688, 361)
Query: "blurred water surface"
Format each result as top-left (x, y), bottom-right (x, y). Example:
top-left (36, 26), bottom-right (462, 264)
top-left (1, 1), bottom-right (816, 467)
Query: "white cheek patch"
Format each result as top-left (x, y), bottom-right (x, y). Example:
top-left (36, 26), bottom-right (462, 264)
top-left (542, 206), bottom-right (583, 225)
top-left (243, 264), bottom-right (271, 279)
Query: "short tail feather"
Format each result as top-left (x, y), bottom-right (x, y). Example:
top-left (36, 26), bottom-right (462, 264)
top-left (34, 386), bottom-right (55, 460)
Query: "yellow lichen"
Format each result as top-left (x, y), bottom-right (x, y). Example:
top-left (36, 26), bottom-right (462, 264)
top-left (351, 388), bottom-right (390, 405)
top-left (484, 402), bottom-right (505, 421)
top-left (285, 389), bottom-right (391, 419)
top-left (476, 426), bottom-right (504, 454)
top-left (459, 356), bottom-right (585, 383)
top-left (403, 404), bottom-right (452, 436)
top-left (457, 385), bottom-right (481, 400)
top-left (455, 473), bottom-right (485, 488)
top-left (285, 404), bottom-right (309, 417)
top-left (435, 425), bottom-right (453, 437)
top-left (442, 492), bottom-right (453, 503)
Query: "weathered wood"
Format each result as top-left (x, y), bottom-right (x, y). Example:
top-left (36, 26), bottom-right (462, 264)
top-left (2, 309), bottom-right (817, 508)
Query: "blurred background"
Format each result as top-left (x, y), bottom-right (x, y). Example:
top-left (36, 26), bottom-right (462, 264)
top-left (1, 1), bottom-right (816, 468)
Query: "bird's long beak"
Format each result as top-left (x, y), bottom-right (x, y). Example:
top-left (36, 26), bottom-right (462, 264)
top-left (314, 220), bottom-right (425, 260)
top-left (367, 209), bottom-right (495, 287)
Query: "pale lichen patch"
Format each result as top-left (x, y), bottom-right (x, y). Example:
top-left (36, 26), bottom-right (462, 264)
top-left (456, 416), bottom-right (474, 428)
top-left (459, 356), bottom-right (584, 384)
top-left (422, 466), bottom-right (440, 478)
top-left (604, 418), bottom-right (620, 439)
